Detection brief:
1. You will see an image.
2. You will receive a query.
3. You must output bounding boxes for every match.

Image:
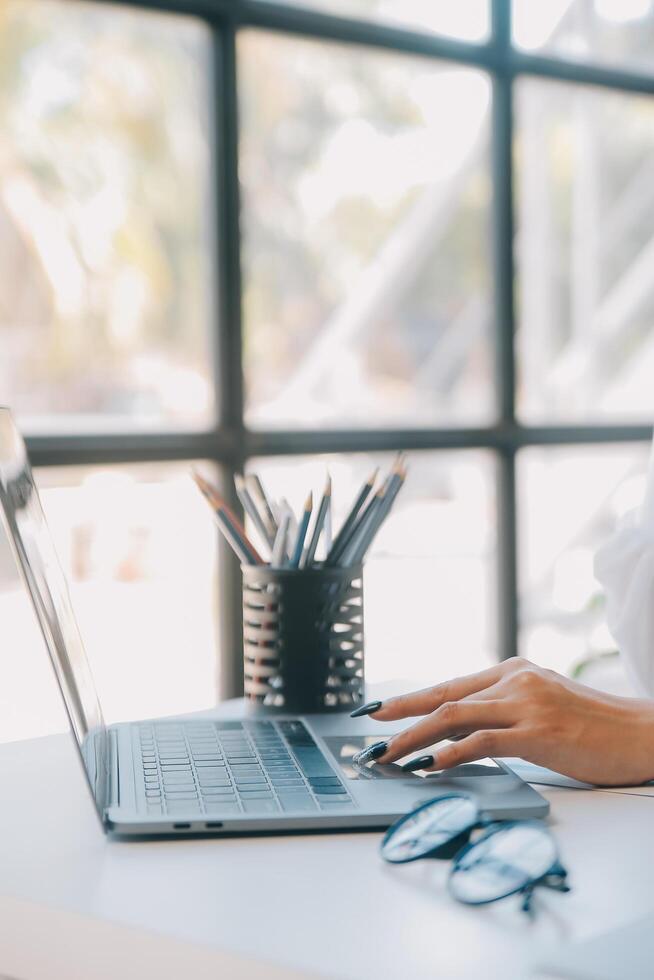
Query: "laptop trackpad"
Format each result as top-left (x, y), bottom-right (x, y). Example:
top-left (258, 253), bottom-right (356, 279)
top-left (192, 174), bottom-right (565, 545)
top-left (322, 736), bottom-right (506, 781)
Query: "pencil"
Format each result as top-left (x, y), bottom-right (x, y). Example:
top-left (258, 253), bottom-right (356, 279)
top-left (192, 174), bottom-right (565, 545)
top-left (271, 508), bottom-right (291, 567)
top-left (289, 492), bottom-right (313, 568)
top-left (338, 486), bottom-right (386, 566)
top-left (324, 485), bottom-right (333, 554)
top-left (246, 473), bottom-right (278, 540)
top-left (235, 474), bottom-right (275, 551)
top-left (193, 472), bottom-right (263, 565)
top-left (280, 497), bottom-right (298, 548)
top-left (326, 467), bottom-right (378, 566)
top-left (350, 464), bottom-right (407, 564)
top-left (302, 475), bottom-right (331, 568)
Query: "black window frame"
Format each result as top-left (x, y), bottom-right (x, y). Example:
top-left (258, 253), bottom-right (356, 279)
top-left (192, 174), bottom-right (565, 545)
top-left (25, 0), bottom-right (654, 697)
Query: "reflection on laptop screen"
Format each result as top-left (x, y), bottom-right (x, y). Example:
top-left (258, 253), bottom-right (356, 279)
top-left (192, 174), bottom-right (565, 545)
top-left (0, 408), bottom-right (108, 812)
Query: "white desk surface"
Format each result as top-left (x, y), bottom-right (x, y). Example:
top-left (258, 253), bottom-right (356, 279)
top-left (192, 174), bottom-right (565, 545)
top-left (1, 706), bottom-right (653, 980)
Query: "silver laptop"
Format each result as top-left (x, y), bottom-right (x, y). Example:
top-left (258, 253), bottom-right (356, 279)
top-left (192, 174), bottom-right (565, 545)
top-left (0, 407), bottom-right (548, 837)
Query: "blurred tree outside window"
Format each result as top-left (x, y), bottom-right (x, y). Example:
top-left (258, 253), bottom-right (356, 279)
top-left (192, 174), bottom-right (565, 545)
top-left (1, 0), bottom-right (654, 741)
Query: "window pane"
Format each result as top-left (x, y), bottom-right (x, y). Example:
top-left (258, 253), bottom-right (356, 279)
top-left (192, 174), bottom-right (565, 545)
top-left (518, 444), bottom-right (650, 679)
top-left (515, 79), bottom-right (654, 422)
top-left (239, 32), bottom-right (493, 430)
top-left (263, 0), bottom-right (489, 41)
top-left (513, 0), bottom-right (654, 73)
top-left (0, 1), bottom-right (213, 433)
top-left (0, 462), bottom-right (219, 743)
top-left (247, 452), bottom-right (496, 685)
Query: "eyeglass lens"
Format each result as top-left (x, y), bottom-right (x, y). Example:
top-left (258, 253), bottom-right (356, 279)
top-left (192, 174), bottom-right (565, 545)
top-left (381, 795), bottom-right (479, 863)
top-left (449, 822), bottom-right (558, 905)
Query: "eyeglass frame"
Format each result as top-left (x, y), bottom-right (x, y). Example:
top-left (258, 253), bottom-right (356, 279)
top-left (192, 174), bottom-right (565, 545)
top-left (380, 792), bottom-right (571, 913)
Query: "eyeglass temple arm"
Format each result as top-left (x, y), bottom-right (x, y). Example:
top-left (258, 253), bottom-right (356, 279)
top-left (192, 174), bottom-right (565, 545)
top-left (521, 863), bottom-right (571, 913)
top-left (543, 860), bottom-right (571, 890)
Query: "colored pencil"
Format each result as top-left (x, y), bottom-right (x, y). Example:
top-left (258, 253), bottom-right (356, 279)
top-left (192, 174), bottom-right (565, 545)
top-left (289, 492), bottom-right (313, 568)
top-left (302, 475), bottom-right (332, 567)
top-left (235, 474), bottom-right (275, 551)
top-left (349, 464), bottom-right (407, 564)
top-left (339, 486), bottom-right (386, 566)
top-left (326, 467), bottom-right (378, 566)
top-left (246, 473), bottom-right (278, 540)
top-left (271, 507), bottom-right (291, 568)
top-left (193, 472), bottom-right (263, 565)
top-left (324, 487), bottom-right (333, 554)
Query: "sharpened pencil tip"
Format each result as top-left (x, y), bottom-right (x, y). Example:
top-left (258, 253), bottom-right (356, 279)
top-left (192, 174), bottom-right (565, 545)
top-left (192, 471), bottom-right (209, 491)
top-left (304, 491), bottom-right (313, 510)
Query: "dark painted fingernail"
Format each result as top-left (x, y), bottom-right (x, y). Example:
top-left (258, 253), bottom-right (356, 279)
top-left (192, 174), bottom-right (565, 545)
top-left (401, 755), bottom-right (434, 772)
top-left (352, 740), bottom-right (388, 764)
top-left (350, 700), bottom-right (382, 719)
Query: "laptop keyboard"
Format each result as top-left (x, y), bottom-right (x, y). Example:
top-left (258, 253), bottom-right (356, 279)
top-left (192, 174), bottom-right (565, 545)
top-left (138, 719), bottom-right (355, 817)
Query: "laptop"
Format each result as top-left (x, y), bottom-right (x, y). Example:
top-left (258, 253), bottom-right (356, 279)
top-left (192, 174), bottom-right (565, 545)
top-left (0, 407), bottom-right (548, 837)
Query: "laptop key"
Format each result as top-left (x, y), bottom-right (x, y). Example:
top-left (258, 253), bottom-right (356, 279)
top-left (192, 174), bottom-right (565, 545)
top-left (203, 802), bottom-right (241, 814)
top-left (308, 784), bottom-right (347, 794)
top-left (277, 795), bottom-right (317, 812)
top-left (289, 747), bottom-right (334, 778)
top-left (241, 799), bottom-right (279, 814)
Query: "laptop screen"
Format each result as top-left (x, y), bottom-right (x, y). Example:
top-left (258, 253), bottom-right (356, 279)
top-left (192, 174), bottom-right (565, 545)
top-left (0, 408), bottom-right (109, 816)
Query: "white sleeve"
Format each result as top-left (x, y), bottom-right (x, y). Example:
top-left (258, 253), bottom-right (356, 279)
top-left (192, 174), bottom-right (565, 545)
top-left (594, 434), bottom-right (654, 697)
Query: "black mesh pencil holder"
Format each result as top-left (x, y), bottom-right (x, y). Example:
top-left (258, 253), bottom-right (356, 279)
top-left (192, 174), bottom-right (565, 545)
top-left (242, 564), bottom-right (365, 713)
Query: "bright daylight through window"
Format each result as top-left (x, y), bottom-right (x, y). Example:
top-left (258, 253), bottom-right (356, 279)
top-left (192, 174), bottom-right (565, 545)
top-left (0, 0), bottom-right (653, 742)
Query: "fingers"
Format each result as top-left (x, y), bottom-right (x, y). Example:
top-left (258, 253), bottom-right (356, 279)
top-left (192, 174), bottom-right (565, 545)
top-left (422, 730), bottom-right (516, 770)
top-left (376, 699), bottom-right (514, 764)
top-left (371, 662), bottom-right (516, 722)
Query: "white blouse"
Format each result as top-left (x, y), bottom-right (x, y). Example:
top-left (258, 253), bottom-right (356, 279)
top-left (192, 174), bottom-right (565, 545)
top-left (595, 435), bottom-right (654, 697)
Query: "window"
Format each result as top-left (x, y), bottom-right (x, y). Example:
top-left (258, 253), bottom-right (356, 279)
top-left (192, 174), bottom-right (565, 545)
top-left (1, 0), bottom-right (652, 738)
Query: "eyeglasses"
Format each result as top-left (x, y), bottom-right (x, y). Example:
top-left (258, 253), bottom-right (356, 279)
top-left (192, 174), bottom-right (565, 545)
top-left (380, 793), bottom-right (570, 913)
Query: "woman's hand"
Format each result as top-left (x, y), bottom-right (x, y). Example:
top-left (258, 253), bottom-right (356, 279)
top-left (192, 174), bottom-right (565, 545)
top-left (352, 658), bottom-right (654, 786)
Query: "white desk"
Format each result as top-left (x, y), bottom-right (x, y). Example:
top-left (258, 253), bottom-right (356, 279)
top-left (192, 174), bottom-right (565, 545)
top-left (0, 710), bottom-right (653, 980)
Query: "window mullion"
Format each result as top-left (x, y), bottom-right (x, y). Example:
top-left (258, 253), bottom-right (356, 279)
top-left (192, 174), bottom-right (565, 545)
top-left (211, 20), bottom-right (246, 699)
top-left (491, 0), bottom-right (519, 661)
